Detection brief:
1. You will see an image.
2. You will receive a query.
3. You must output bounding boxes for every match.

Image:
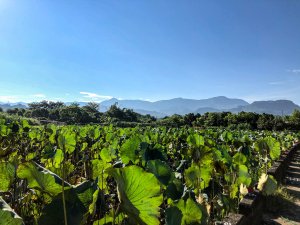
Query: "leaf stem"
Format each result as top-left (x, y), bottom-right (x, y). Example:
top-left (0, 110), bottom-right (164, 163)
top-left (62, 147), bottom-right (68, 225)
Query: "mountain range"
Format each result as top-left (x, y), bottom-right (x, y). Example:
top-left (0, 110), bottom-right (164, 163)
top-left (1, 96), bottom-right (299, 117)
top-left (100, 97), bottom-right (299, 117)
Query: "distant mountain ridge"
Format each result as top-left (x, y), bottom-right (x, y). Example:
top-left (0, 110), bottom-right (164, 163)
top-left (100, 96), bottom-right (249, 116)
top-left (0, 103), bottom-right (28, 110)
top-left (1, 97), bottom-right (299, 117)
top-left (100, 97), bottom-right (300, 117)
top-left (237, 100), bottom-right (300, 115)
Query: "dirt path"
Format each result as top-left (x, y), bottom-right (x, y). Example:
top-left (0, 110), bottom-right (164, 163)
top-left (262, 151), bottom-right (300, 225)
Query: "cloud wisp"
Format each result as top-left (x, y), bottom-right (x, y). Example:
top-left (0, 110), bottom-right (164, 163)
top-left (33, 93), bottom-right (46, 98)
top-left (0, 94), bottom-right (58, 103)
top-left (0, 95), bottom-right (18, 102)
top-left (287, 69), bottom-right (300, 74)
top-left (268, 81), bottom-right (285, 85)
top-left (79, 92), bottom-right (113, 102)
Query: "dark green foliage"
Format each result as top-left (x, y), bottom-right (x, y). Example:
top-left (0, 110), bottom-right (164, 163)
top-left (0, 116), bottom-right (299, 225)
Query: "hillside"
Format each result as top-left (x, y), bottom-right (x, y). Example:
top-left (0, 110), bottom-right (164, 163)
top-left (238, 100), bottom-right (300, 115)
top-left (101, 96), bottom-right (249, 116)
top-left (0, 103), bottom-right (27, 110)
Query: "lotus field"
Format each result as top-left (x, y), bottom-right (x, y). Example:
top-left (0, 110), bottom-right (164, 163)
top-left (0, 118), bottom-right (299, 225)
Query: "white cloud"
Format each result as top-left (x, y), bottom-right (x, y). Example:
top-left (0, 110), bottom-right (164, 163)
top-left (79, 92), bottom-right (113, 102)
top-left (268, 81), bottom-right (284, 85)
top-left (138, 98), bottom-right (151, 101)
top-left (0, 94), bottom-right (59, 103)
top-left (287, 69), bottom-right (300, 74)
top-left (33, 93), bottom-right (46, 98)
top-left (0, 95), bottom-right (18, 102)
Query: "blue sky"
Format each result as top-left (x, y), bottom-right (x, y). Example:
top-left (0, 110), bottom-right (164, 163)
top-left (0, 0), bottom-right (300, 104)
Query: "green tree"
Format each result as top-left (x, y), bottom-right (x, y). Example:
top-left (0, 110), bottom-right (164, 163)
top-left (6, 108), bottom-right (19, 115)
top-left (204, 112), bottom-right (222, 127)
top-left (82, 102), bottom-right (101, 123)
top-left (159, 114), bottom-right (184, 127)
top-left (82, 102), bottom-right (99, 113)
top-left (272, 116), bottom-right (285, 130)
top-left (183, 113), bottom-right (198, 126)
top-left (289, 109), bottom-right (300, 130)
top-left (257, 113), bottom-right (274, 130)
top-left (31, 108), bottom-right (49, 118)
top-left (59, 105), bottom-right (85, 124)
top-left (106, 104), bottom-right (125, 120)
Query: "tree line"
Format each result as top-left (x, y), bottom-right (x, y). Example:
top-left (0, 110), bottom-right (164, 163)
top-left (0, 101), bottom-right (156, 124)
top-left (1, 100), bottom-right (300, 130)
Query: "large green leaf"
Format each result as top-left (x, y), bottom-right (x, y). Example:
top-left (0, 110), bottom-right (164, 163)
top-left (89, 127), bottom-right (101, 140)
top-left (0, 162), bottom-right (15, 192)
top-left (147, 159), bottom-right (173, 186)
top-left (221, 131), bottom-right (233, 143)
top-left (0, 125), bottom-right (9, 136)
top-left (53, 149), bottom-right (64, 168)
top-left (185, 163), bottom-right (212, 190)
top-left (232, 152), bottom-right (247, 165)
top-left (58, 130), bottom-right (76, 154)
top-left (187, 134), bottom-right (204, 148)
top-left (120, 136), bottom-right (141, 164)
top-left (28, 128), bottom-right (42, 140)
top-left (265, 137), bottom-right (281, 160)
top-left (254, 137), bottom-right (281, 160)
top-left (236, 165), bottom-right (251, 186)
top-left (257, 173), bottom-right (277, 196)
top-left (264, 175), bottom-right (277, 196)
top-left (166, 198), bottom-right (202, 225)
top-left (141, 143), bottom-right (167, 163)
top-left (100, 147), bottom-right (116, 163)
top-left (48, 161), bottom-right (74, 179)
top-left (93, 213), bottom-right (125, 225)
top-left (91, 159), bottom-right (110, 190)
top-left (88, 189), bottom-right (99, 215)
top-left (17, 162), bottom-right (71, 196)
top-left (38, 181), bottom-right (96, 225)
top-left (0, 197), bottom-right (24, 225)
top-left (21, 120), bottom-right (30, 132)
top-left (108, 166), bottom-right (163, 225)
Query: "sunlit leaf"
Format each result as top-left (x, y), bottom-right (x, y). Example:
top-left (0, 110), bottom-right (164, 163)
top-left (187, 134), bottom-right (204, 148)
top-left (166, 198), bottom-right (202, 225)
top-left (120, 136), bottom-right (140, 164)
top-left (0, 162), bottom-right (15, 192)
top-left (265, 137), bottom-right (281, 160)
top-left (91, 159), bottom-right (110, 190)
top-left (17, 162), bottom-right (71, 196)
top-left (108, 166), bottom-right (162, 225)
top-left (232, 152), bottom-right (247, 165)
top-left (237, 165), bottom-right (251, 186)
top-left (58, 131), bottom-right (76, 154)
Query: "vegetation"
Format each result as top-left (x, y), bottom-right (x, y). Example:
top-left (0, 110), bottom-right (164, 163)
top-left (3, 101), bottom-right (300, 130)
top-left (0, 115), bottom-right (299, 225)
top-left (3, 101), bottom-right (156, 125)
